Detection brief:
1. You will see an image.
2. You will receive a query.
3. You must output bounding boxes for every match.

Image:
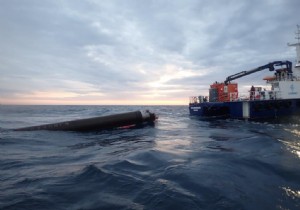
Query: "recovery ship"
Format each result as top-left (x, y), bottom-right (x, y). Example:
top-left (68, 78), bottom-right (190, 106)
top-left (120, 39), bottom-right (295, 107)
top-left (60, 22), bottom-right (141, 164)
top-left (189, 26), bottom-right (300, 120)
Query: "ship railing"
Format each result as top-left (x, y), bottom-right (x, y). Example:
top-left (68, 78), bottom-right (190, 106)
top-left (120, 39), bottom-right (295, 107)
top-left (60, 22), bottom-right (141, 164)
top-left (190, 89), bottom-right (283, 104)
top-left (266, 74), bottom-right (300, 83)
top-left (232, 90), bottom-right (282, 101)
top-left (234, 92), bottom-right (248, 101)
top-left (189, 96), bottom-right (198, 104)
top-left (189, 96), bottom-right (208, 104)
top-left (229, 90), bottom-right (283, 101)
top-left (276, 74), bottom-right (294, 81)
top-left (226, 92), bottom-right (249, 101)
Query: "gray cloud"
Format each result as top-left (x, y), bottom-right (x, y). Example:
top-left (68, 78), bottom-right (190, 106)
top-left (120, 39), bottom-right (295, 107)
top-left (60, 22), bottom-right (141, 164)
top-left (0, 0), bottom-right (299, 104)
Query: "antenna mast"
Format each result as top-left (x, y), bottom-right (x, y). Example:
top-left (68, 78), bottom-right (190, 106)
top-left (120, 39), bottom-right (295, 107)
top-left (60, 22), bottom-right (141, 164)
top-left (288, 25), bottom-right (300, 68)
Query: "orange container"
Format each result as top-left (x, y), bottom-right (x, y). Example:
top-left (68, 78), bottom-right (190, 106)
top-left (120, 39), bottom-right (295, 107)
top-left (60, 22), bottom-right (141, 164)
top-left (210, 83), bottom-right (238, 102)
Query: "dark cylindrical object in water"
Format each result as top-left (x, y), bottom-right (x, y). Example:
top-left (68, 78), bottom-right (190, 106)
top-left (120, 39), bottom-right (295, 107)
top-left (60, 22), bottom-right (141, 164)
top-left (14, 110), bottom-right (156, 131)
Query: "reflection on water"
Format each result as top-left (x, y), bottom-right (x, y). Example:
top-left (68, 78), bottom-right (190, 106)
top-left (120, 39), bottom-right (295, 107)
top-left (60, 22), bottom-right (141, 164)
top-left (280, 126), bottom-right (300, 159)
top-left (280, 140), bottom-right (300, 159)
top-left (282, 187), bottom-right (300, 199)
top-left (155, 138), bottom-right (192, 154)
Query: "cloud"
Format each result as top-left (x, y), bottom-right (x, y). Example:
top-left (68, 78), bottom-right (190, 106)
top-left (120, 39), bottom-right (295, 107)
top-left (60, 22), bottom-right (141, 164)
top-left (0, 0), bottom-right (300, 105)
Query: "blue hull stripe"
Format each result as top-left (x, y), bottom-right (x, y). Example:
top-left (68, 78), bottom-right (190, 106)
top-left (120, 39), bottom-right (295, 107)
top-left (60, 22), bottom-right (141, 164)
top-left (189, 99), bottom-right (300, 119)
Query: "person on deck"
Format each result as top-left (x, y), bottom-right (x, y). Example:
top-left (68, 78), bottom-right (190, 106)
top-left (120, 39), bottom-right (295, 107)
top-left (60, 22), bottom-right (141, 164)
top-left (250, 85), bottom-right (255, 100)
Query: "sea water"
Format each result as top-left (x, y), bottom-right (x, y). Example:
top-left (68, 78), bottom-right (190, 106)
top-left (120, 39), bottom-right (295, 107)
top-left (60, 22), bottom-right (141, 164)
top-left (0, 105), bottom-right (300, 210)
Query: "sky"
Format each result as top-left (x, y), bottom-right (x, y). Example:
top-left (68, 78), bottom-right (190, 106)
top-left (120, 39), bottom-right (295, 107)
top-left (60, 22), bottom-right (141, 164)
top-left (1, 0), bottom-right (300, 105)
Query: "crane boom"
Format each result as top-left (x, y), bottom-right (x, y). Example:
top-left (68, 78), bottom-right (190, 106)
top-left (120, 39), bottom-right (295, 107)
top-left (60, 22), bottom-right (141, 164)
top-left (224, 61), bottom-right (292, 84)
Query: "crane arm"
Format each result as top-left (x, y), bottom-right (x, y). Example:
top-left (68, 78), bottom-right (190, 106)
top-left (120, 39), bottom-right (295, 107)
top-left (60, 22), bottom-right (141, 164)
top-left (224, 61), bottom-right (292, 84)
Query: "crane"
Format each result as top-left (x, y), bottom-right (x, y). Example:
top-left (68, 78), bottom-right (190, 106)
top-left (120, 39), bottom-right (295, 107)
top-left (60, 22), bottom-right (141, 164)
top-left (224, 61), bottom-right (292, 85)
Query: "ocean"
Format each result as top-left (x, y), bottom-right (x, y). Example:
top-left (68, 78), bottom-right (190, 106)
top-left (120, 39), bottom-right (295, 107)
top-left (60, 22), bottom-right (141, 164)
top-left (0, 105), bottom-right (300, 210)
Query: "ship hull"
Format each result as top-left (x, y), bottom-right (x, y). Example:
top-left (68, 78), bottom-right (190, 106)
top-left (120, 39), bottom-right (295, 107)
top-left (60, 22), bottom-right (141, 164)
top-left (189, 99), bottom-right (300, 120)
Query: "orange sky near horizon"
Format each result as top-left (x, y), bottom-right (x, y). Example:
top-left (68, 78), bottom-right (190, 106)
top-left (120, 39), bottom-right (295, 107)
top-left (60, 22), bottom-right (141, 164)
top-left (0, 93), bottom-right (189, 106)
top-left (1, 99), bottom-right (188, 106)
top-left (0, 84), bottom-right (268, 106)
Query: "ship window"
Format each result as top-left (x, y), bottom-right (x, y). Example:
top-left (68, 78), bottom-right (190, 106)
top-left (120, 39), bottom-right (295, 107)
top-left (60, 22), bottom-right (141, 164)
top-left (273, 82), bottom-right (279, 88)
